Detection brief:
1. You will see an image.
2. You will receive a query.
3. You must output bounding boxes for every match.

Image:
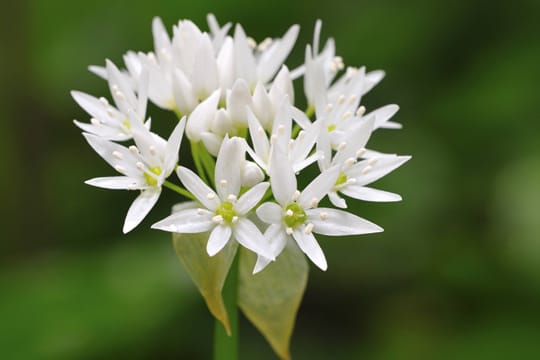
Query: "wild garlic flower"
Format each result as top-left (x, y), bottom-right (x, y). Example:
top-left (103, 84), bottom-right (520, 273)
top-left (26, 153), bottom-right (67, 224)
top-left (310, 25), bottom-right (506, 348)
top-left (84, 118), bottom-right (185, 233)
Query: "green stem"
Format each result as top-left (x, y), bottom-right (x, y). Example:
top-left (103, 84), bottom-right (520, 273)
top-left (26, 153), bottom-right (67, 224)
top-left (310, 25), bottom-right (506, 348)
top-left (190, 140), bottom-right (210, 185)
top-left (163, 181), bottom-right (196, 200)
top-left (213, 254), bottom-right (239, 360)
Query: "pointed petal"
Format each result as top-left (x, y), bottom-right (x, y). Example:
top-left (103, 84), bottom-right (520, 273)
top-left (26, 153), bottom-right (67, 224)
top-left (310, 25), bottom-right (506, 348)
top-left (85, 176), bottom-right (143, 190)
top-left (292, 228), bottom-right (327, 271)
top-left (269, 145), bottom-right (297, 205)
top-left (234, 218), bottom-right (273, 259)
top-left (257, 25), bottom-right (299, 84)
top-left (185, 89), bottom-right (220, 141)
top-left (234, 24), bottom-right (257, 87)
top-left (235, 182), bottom-right (270, 215)
top-left (253, 224), bottom-right (289, 274)
top-left (83, 133), bottom-right (142, 178)
top-left (341, 185), bottom-right (402, 202)
top-left (172, 68), bottom-right (197, 116)
top-left (328, 191), bottom-right (347, 208)
top-left (247, 107), bottom-right (270, 162)
top-left (191, 34), bottom-right (219, 99)
top-left (307, 207), bottom-right (383, 236)
top-left (176, 166), bottom-right (220, 210)
top-left (226, 78), bottom-right (252, 127)
top-left (151, 208), bottom-right (214, 233)
top-left (164, 117), bottom-right (186, 173)
top-left (215, 137), bottom-right (244, 199)
top-left (298, 165), bottom-right (340, 208)
top-left (348, 155), bottom-right (411, 185)
top-left (256, 202), bottom-right (283, 224)
top-left (207, 224), bottom-right (232, 256)
top-left (123, 188), bottom-right (161, 233)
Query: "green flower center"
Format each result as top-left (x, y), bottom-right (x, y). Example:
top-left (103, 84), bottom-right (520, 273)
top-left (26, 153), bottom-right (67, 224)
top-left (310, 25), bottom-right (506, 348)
top-left (335, 172), bottom-right (348, 187)
top-left (144, 167), bottom-right (162, 186)
top-left (216, 201), bottom-right (237, 224)
top-left (283, 203), bottom-right (307, 229)
top-left (327, 124), bottom-right (336, 132)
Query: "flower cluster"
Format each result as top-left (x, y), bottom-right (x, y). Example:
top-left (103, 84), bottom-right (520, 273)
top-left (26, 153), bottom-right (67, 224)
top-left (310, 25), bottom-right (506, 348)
top-left (74, 15), bottom-right (410, 273)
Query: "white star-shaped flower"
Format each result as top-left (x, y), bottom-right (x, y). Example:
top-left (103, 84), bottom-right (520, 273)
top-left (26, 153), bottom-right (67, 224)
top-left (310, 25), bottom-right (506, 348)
top-left (83, 117), bottom-right (186, 233)
top-left (254, 145), bottom-right (382, 273)
top-left (152, 137), bottom-right (273, 260)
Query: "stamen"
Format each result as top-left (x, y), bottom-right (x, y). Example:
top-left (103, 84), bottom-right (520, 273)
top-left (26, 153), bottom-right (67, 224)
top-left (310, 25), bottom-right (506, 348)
top-left (247, 37), bottom-right (257, 49)
top-left (115, 165), bottom-right (126, 173)
top-left (342, 111), bottom-right (352, 119)
top-left (277, 125), bottom-right (286, 136)
top-left (356, 106), bottom-right (366, 117)
top-left (129, 145), bottom-right (139, 155)
top-left (127, 183), bottom-right (138, 190)
top-left (304, 223), bottom-right (314, 234)
top-left (286, 227), bottom-right (294, 235)
top-left (197, 208), bottom-right (206, 215)
top-left (136, 162), bottom-right (145, 170)
top-left (115, 90), bottom-right (125, 101)
top-left (220, 179), bottom-right (228, 187)
top-left (310, 198), bottom-right (319, 208)
top-left (232, 216), bottom-right (239, 223)
top-left (99, 97), bottom-right (109, 106)
top-left (149, 145), bottom-right (156, 155)
top-left (345, 157), bottom-right (356, 166)
top-left (227, 194), bottom-right (237, 202)
top-left (212, 215), bottom-right (224, 224)
top-left (286, 209), bottom-right (294, 216)
top-left (319, 212), bottom-right (328, 220)
top-left (356, 148), bottom-right (366, 158)
top-left (207, 193), bottom-right (216, 200)
top-left (90, 118), bottom-right (101, 125)
top-left (257, 37), bottom-right (273, 51)
top-left (325, 103), bottom-right (334, 112)
top-left (337, 95), bottom-right (346, 105)
top-left (362, 165), bottom-right (373, 174)
top-left (368, 158), bottom-right (378, 166)
top-left (348, 95), bottom-right (357, 104)
top-left (112, 151), bottom-right (123, 160)
top-left (292, 190), bottom-right (301, 201)
top-left (347, 178), bottom-right (357, 185)
top-left (337, 142), bottom-right (347, 151)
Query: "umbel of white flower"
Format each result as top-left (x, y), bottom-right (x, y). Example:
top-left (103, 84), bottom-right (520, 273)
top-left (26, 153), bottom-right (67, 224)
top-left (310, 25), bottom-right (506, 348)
top-left (73, 14), bottom-right (410, 359)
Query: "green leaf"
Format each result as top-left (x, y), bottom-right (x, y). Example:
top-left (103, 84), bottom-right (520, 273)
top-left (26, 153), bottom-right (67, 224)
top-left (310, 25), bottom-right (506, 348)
top-left (238, 242), bottom-right (309, 360)
top-left (172, 231), bottom-right (237, 335)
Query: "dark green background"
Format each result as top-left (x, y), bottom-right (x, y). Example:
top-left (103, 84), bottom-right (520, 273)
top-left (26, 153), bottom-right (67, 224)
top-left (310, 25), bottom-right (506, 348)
top-left (1, 0), bottom-right (540, 359)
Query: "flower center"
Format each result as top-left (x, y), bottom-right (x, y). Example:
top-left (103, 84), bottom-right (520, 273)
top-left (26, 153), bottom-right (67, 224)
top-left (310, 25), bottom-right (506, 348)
top-left (215, 201), bottom-right (237, 224)
top-left (327, 124), bottom-right (336, 132)
top-left (144, 167), bottom-right (162, 186)
top-left (335, 172), bottom-right (347, 187)
top-left (283, 203), bottom-right (307, 229)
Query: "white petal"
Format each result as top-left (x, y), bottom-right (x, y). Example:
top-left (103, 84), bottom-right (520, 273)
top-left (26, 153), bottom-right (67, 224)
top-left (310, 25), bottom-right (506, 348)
top-left (71, 91), bottom-right (108, 121)
top-left (366, 104), bottom-right (399, 130)
top-left (334, 117), bottom-right (374, 164)
top-left (341, 185), bottom-right (402, 202)
top-left (151, 208), bottom-right (214, 233)
top-left (247, 107), bottom-right (270, 161)
top-left (215, 137), bottom-right (244, 199)
top-left (256, 202), bottom-right (283, 224)
top-left (348, 155), bottom-right (411, 185)
top-left (257, 25), bottom-right (299, 84)
top-left (298, 165), bottom-right (340, 208)
top-left (234, 218), bottom-right (272, 259)
top-left (172, 68), bottom-right (197, 116)
top-left (292, 228), bottom-right (327, 271)
top-left (290, 119), bottom-right (321, 164)
top-left (307, 208), bottom-right (383, 236)
top-left (269, 66), bottom-right (295, 106)
top-left (73, 120), bottom-right (130, 141)
top-left (85, 176), bottom-right (142, 190)
top-left (328, 191), bottom-right (347, 208)
top-left (163, 117), bottom-right (186, 174)
top-left (123, 188), bottom-right (161, 233)
top-left (253, 224), bottom-right (289, 274)
top-left (207, 224), bottom-right (232, 256)
top-left (83, 133), bottom-right (141, 178)
top-left (235, 182), bottom-right (269, 215)
top-left (106, 59), bottom-right (137, 114)
top-left (234, 24), bottom-right (257, 87)
top-left (216, 37), bottom-right (235, 89)
top-left (185, 89), bottom-right (220, 142)
top-left (290, 105), bottom-right (312, 129)
top-left (152, 17), bottom-right (171, 54)
top-left (191, 34), bottom-right (219, 99)
top-left (269, 145), bottom-right (297, 205)
top-left (252, 83), bottom-right (273, 130)
top-left (226, 79), bottom-right (252, 127)
top-left (200, 131), bottom-right (223, 157)
top-left (176, 166), bottom-right (219, 210)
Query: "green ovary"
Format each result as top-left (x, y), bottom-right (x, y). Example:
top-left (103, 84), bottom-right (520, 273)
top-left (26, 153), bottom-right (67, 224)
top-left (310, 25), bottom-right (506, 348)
top-left (283, 203), bottom-right (307, 229)
top-left (327, 124), bottom-right (336, 132)
top-left (335, 172), bottom-right (347, 187)
top-left (216, 201), bottom-right (237, 224)
top-left (144, 167), bottom-right (162, 186)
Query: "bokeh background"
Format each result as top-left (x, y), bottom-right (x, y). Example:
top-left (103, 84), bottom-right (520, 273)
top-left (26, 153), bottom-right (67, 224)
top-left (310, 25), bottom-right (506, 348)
top-left (1, 0), bottom-right (540, 359)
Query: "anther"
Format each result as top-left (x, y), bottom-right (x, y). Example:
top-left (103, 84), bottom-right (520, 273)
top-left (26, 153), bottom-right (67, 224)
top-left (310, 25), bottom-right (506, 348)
top-left (115, 165), bottom-right (126, 173)
top-left (257, 37), bottom-right (273, 51)
top-left (212, 215), bottom-right (224, 224)
top-left (337, 95), bottom-right (346, 105)
top-left (304, 223), bottom-right (314, 234)
top-left (286, 209), bottom-right (294, 216)
top-left (277, 125), bottom-right (285, 136)
top-left (247, 37), bottom-right (257, 49)
top-left (127, 183), bottom-right (138, 190)
top-left (319, 212), bottom-right (329, 220)
top-left (99, 97), bottom-right (109, 106)
top-left (356, 106), bottom-right (366, 117)
top-left (286, 227), bottom-right (294, 235)
top-left (90, 118), bottom-right (101, 125)
top-left (356, 148), bottom-right (366, 158)
top-left (362, 165), bottom-right (373, 174)
top-left (207, 193), bottom-right (216, 200)
top-left (348, 95), bottom-right (357, 104)
top-left (310, 198), bottom-right (319, 208)
top-left (115, 91), bottom-right (125, 101)
top-left (197, 208), bottom-right (205, 215)
top-left (227, 194), bottom-right (237, 202)
top-left (337, 142), bottom-right (347, 151)
top-left (149, 145), bottom-right (156, 155)
top-left (345, 157), bottom-right (356, 166)
top-left (325, 103), bottom-right (334, 112)
top-left (232, 216), bottom-right (239, 223)
top-left (113, 151), bottom-right (123, 160)
top-left (347, 178), bottom-right (357, 185)
top-left (129, 145), bottom-right (139, 154)
top-left (342, 111), bottom-right (352, 119)
top-left (292, 190), bottom-right (301, 201)
top-left (220, 179), bottom-right (228, 187)
top-left (368, 158), bottom-right (378, 166)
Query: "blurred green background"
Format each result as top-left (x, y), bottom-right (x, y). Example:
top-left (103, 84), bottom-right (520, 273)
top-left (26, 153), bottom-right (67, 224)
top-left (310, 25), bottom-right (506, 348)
top-left (1, 0), bottom-right (540, 359)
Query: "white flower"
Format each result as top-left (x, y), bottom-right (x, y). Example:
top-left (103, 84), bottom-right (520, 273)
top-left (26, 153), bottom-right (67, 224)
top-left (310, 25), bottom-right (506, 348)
top-left (152, 137), bottom-right (273, 259)
top-left (318, 118), bottom-right (411, 208)
top-left (73, 60), bottom-right (149, 141)
top-left (83, 117), bottom-right (186, 233)
top-left (254, 145), bottom-right (382, 272)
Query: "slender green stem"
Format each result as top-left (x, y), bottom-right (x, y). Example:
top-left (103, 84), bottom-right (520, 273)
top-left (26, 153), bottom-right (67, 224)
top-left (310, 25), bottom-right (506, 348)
top-left (190, 140), bottom-right (210, 185)
top-left (163, 180), bottom-right (196, 200)
top-left (213, 254), bottom-right (239, 360)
